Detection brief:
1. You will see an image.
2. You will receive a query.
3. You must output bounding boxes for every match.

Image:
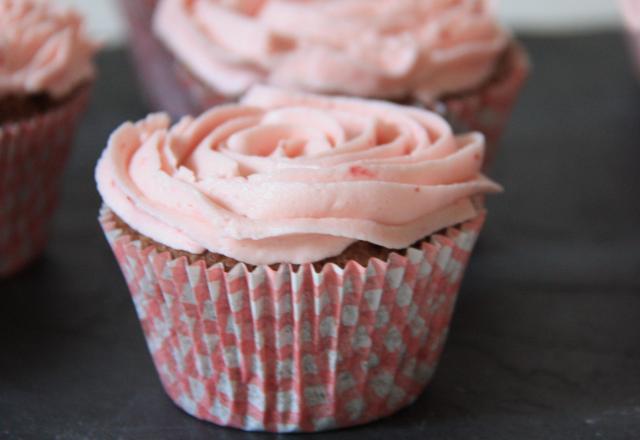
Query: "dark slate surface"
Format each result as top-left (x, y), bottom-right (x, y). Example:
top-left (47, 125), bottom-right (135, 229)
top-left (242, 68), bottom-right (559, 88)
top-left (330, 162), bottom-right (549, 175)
top-left (1, 33), bottom-right (640, 440)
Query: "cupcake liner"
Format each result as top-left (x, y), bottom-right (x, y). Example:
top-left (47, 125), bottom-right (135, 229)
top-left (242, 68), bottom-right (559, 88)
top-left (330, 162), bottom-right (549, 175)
top-left (430, 42), bottom-right (530, 169)
top-left (0, 86), bottom-right (91, 277)
top-left (99, 206), bottom-right (485, 432)
top-left (118, 0), bottom-right (228, 118)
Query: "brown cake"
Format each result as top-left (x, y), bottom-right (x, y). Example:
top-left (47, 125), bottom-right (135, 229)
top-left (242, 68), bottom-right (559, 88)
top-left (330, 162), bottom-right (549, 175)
top-left (0, 83), bottom-right (90, 125)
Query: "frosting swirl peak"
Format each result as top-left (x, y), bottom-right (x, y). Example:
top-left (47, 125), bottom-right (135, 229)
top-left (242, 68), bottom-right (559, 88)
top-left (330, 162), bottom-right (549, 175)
top-left (96, 87), bottom-right (501, 265)
top-left (0, 0), bottom-right (97, 98)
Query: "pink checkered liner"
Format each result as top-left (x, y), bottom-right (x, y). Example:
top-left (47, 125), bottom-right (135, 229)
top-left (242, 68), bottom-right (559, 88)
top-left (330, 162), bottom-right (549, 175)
top-left (0, 87), bottom-right (90, 277)
top-left (433, 43), bottom-right (530, 168)
top-left (99, 206), bottom-right (485, 432)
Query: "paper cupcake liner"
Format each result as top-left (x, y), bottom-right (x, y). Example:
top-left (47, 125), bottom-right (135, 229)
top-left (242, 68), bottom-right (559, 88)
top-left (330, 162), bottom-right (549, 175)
top-left (118, 0), bottom-right (228, 118)
top-left (428, 42), bottom-right (530, 169)
top-left (0, 87), bottom-right (91, 277)
top-left (99, 206), bottom-right (485, 432)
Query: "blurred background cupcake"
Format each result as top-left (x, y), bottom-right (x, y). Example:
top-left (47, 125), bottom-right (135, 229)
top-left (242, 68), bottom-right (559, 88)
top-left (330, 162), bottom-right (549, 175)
top-left (620, 0), bottom-right (640, 77)
top-left (119, 0), bottom-right (529, 167)
top-left (117, 0), bottom-right (204, 117)
top-left (96, 86), bottom-right (500, 432)
top-left (0, 0), bottom-right (97, 277)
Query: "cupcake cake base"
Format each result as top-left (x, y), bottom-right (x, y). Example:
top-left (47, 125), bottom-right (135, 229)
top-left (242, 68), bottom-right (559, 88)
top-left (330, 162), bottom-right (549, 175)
top-left (0, 90), bottom-right (75, 124)
top-left (100, 206), bottom-right (485, 432)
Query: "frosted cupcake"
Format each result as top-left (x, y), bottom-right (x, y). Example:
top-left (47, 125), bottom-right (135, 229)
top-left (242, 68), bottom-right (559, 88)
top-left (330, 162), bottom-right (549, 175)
top-left (0, 0), bottom-right (97, 276)
top-left (120, 0), bottom-right (528, 166)
top-left (620, 0), bottom-right (640, 77)
top-left (97, 86), bottom-right (500, 432)
top-left (117, 0), bottom-right (202, 116)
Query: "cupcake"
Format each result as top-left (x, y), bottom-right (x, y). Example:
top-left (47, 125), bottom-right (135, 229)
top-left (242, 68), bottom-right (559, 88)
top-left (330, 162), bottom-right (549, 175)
top-left (97, 86), bottom-right (501, 432)
top-left (620, 0), bottom-right (640, 77)
top-left (0, 0), bottom-right (97, 276)
top-left (118, 0), bottom-right (208, 116)
top-left (120, 0), bottom-right (528, 167)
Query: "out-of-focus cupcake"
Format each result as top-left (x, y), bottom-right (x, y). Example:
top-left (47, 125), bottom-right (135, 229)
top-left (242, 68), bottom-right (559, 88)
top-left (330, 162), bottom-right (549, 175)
top-left (118, 0), bottom-right (205, 116)
top-left (96, 86), bottom-right (501, 432)
top-left (620, 0), bottom-right (640, 77)
top-left (119, 0), bottom-right (529, 167)
top-left (0, 0), bottom-right (97, 277)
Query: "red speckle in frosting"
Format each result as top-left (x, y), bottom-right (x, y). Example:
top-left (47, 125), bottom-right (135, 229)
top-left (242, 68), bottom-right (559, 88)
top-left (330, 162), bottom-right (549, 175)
top-left (474, 153), bottom-right (481, 161)
top-left (349, 166), bottom-right (375, 178)
top-left (414, 187), bottom-right (421, 192)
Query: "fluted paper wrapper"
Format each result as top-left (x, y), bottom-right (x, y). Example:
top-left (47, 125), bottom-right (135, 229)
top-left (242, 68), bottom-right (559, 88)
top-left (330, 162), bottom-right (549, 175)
top-left (427, 43), bottom-right (530, 168)
top-left (99, 206), bottom-right (485, 432)
top-left (0, 87), bottom-right (90, 277)
top-left (118, 0), bottom-right (228, 118)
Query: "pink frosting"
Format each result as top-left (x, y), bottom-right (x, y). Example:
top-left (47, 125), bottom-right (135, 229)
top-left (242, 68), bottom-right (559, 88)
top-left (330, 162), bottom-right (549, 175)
top-left (0, 0), bottom-right (97, 99)
top-left (96, 87), bottom-right (501, 265)
top-left (153, 0), bottom-right (509, 101)
top-left (621, 0), bottom-right (640, 30)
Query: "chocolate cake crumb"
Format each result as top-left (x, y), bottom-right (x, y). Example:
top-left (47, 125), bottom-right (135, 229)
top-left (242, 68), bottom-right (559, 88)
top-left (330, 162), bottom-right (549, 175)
top-left (0, 84), bottom-right (89, 125)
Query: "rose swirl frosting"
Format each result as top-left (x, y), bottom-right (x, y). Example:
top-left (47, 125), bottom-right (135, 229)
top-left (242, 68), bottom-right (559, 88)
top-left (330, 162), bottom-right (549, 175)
top-left (96, 86), bottom-right (501, 265)
top-left (153, 0), bottom-right (509, 101)
top-left (0, 0), bottom-right (97, 99)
